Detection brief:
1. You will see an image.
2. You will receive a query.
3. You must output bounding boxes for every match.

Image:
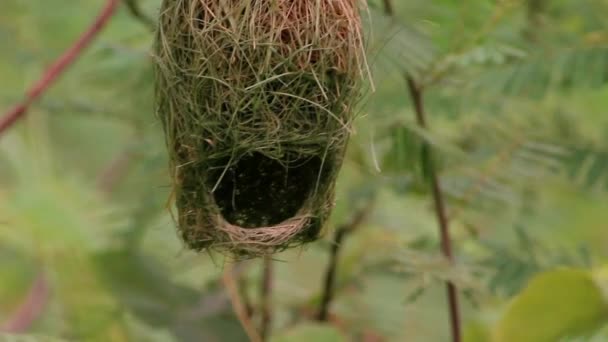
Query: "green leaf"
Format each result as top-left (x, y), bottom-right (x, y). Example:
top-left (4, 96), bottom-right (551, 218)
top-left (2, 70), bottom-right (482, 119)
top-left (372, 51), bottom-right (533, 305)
top-left (0, 334), bottom-right (68, 342)
top-left (494, 268), bottom-right (608, 342)
top-left (0, 247), bottom-right (37, 322)
top-left (271, 323), bottom-right (346, 342)
top-left (48, 255), bottom-right (123, 340)
top-left (473, 47), bottom-right (608, 99)
top-left (95, 250), bottom-right (248, 342)
top-left (463, 319), bottom-right (492, 342)
top-left (364, 7), bottom-right (437, 80)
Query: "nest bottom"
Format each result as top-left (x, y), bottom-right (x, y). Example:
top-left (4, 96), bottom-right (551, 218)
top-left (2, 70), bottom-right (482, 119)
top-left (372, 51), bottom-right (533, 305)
top-left (176, 151), bottom-right (333, 255)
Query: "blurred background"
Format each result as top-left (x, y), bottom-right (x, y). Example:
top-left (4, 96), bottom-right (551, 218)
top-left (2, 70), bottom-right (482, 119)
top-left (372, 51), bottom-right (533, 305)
top-left (1, 0), bottom-right (608, 341)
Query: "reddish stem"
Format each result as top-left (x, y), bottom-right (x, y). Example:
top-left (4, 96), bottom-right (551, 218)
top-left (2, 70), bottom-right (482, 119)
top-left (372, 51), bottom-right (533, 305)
top-left (1, 273), bottom-right (50, 332)
top-left (0, 0), bottom-right (121, 136)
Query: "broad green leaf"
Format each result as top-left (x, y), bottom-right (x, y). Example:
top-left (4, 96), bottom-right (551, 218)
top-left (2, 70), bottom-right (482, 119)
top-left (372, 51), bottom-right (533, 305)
top-left (271, 323), bottom-right (346, 342)
top-left (493, 268), bottom-right (608, 342)
top-left (463, 319), bottom-right (492, 342)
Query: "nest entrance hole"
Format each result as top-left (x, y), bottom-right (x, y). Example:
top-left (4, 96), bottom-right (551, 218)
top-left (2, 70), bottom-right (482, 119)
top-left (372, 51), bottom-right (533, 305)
top-left (210, 152), bottom-right (323, 228)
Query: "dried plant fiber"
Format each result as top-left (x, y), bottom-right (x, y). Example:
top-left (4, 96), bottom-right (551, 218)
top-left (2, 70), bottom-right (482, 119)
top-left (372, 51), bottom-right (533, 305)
top-left (154, 0), bottom-right (367, 256)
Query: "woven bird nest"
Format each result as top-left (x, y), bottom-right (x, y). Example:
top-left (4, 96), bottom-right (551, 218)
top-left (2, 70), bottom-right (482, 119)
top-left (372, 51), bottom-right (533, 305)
top-left (154, 0), bottom-right (367, 256)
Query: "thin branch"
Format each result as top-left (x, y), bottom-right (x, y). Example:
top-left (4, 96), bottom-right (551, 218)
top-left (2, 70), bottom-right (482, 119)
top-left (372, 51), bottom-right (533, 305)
top-left (0, 0), bottom-right (121, 137)
top-left (383, 2), bottom-right (461, 341)
top-left (223, 263), bottom-right (262, 342)
top-left (525, 0), bottom-right (545, 41)
top-left (1, 273), bottom-right (50, 332)
top-left (381, 0), bottom-right (395, 17)
top-left (407, 69), bottom-right (462, 342)
top-left (238, 275), bottom-right (255, 318)
top-left (123, 0), bottom-right (156, 31)
top-left (317, 201), bottom-right (374, 321)
top-left (260, 256), bottom-right (273, 341)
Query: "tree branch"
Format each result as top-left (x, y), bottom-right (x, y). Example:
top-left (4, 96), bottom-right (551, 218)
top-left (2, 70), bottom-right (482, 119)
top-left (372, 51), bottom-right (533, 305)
top-left (0, 0), bottom-right (121, 137)
top-left (382, 0), bottom-right (395, 17)
top-left (408, 79), bottom-right (461, 342)
top-left (223, 262), bottom-right (262, 342)
top-left (383, 2), bottom-right (461, 342)
top-left (317, 201), bottom-right (374, 321)
top-left (238, 275), bottom-right (255, 318)
top-left (123, 0), bottom-right (156, 31)
top-left (260, 256), bottom-right (273, 341)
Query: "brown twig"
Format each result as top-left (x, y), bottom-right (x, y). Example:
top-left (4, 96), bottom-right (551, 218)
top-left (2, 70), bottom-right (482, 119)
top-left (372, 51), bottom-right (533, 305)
top-left (407, 72), bottom-right (462, 342)
top-left (223, 263), bottom-right (262, 342)
top-left (381, 0), bottom-right (395, 17)
top-left (524, 0), bottom-right (545, 41)
top-left (238, 275), bottom-right (255, 318)
top-left (123, 0), bottom-right (156, 31)
top-left (382, 2), bottom-right (461, 341)
top-left (260, 256), bottom-right (273, 341)
top-left (317, 201), bottom-right (374, 321)
top-left (0, 0), bottom-right (120, 137)
top-left (1, 273), bottom-right (50, 332)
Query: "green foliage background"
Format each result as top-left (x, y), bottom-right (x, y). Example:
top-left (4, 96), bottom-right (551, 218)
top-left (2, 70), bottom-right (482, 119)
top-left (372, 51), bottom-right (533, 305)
top-left (1, 0), bottom-right (608, 341)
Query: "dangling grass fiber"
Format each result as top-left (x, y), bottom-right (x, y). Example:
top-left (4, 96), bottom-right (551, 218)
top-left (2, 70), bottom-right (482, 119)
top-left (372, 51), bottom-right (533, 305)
top-left (154, 0), bottom-right (367, 257)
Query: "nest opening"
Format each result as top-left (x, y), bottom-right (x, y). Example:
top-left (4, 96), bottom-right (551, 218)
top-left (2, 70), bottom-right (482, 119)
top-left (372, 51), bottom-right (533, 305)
top-left (210, 153), bottom-right (323, 229)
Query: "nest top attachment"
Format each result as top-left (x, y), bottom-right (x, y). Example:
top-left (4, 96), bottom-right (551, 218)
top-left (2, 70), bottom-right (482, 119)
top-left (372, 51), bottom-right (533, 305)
top-left (155, 0), bottom-right (367, 257)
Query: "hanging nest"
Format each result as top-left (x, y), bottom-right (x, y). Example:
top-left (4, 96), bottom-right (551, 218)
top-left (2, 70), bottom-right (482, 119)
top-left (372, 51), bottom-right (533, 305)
top-left (154, 0), bottom-right (367, 256)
